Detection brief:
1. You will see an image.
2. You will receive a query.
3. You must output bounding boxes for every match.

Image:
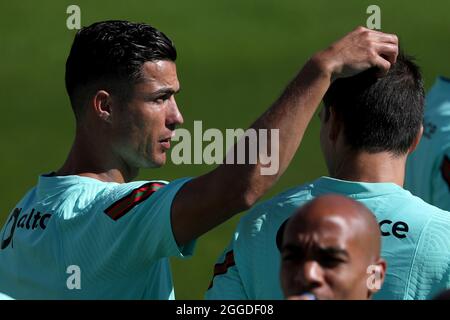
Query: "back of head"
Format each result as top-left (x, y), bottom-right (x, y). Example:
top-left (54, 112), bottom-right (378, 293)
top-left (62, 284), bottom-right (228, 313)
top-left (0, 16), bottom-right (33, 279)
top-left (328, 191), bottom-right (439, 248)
top-left (65, 20), bottom-right (177, 119)
top-left (323, 52), bottom-right (425, 156)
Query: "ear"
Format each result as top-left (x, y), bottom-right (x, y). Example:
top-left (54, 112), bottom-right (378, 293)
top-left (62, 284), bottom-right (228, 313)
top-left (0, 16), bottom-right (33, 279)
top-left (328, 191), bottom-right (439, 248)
top-left (367, 258), bottom-right (387, 299)
top-left (92, 90), bottom-right (113, 123)
top-left (328, 106), bottom-right (342, 142)
top-left (408, 124), bottom-right (423, 154)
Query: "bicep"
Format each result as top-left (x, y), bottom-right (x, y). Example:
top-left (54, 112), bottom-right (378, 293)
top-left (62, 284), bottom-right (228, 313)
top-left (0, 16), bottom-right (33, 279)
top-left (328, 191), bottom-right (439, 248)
top-left (171, 168), bottom-right (250, 246)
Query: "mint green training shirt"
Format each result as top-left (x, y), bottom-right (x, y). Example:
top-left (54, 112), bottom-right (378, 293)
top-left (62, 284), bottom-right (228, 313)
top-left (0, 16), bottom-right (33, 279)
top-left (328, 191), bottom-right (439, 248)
top-left (0, 174), bottom-right (194, 299)
top-left (206, 177), bottom-right (450, 300)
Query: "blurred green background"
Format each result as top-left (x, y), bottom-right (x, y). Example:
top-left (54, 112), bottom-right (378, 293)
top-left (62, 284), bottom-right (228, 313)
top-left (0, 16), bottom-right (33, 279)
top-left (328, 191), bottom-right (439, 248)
top-left (0, 0), bottom-right (449, 299)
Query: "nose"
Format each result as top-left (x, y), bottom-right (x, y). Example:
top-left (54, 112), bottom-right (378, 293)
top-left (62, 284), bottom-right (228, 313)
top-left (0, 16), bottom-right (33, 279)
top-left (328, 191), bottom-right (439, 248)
top-left (295, 260), bottom-right (324, 292)
top-left (166, 97), bottom-right (184, 127)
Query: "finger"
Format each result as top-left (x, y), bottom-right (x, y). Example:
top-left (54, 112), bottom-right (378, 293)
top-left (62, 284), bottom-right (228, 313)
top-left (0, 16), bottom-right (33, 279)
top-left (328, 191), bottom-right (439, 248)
top-left (372, 55), bottom-right (392, 77)
top-left (374, 42), bottom-right (398, 65)
top-left (352, 26), bottom-right (397, 43)
top-left (368, 31), bottom-right (399, 45)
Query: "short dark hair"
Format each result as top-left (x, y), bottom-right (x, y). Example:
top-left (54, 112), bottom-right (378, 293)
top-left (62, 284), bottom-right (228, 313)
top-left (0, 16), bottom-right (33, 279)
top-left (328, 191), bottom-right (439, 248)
top-left (65, 20), bottom-right (177, 117)
top-left (323, 53), bottom-right (425, 155)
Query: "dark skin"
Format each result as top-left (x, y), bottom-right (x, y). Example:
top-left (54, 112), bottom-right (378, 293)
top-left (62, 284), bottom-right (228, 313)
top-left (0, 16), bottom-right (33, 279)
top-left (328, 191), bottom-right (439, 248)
top-left (280, 194), bottom-right (386, 300)
top-left (57, 27), bottom-right (399, 246)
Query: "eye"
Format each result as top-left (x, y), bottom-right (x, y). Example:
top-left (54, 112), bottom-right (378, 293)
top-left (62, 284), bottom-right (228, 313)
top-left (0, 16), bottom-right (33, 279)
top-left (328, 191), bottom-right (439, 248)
top-left (282, 254), bottom-right (295, 261)
top-left (320, 256), bottom-right (344, 268)
top-left (155, 94), bottom-right (171, 104)
top-left (282, 251), bottom-right (303, 262)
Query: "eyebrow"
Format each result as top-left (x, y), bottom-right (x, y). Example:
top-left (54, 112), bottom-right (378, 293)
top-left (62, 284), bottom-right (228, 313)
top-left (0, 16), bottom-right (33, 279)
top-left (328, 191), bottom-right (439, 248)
top-left (281, 244), bottom-right (303, 253)
top-left (282, 243), bottom-right (349, 258)
top-left (318, 247), bottom-right (349, 258)
top-left (151, 87), bottom-right (180, 96)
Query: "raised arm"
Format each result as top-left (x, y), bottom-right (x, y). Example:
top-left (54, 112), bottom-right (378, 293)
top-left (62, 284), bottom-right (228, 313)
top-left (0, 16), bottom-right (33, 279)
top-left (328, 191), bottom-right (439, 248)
top-left (172, 27), bottom-right (398, 245)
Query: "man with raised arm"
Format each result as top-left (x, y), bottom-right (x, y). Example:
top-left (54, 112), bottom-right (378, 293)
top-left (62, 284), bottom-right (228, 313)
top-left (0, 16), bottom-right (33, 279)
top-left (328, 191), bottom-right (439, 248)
top-left (0, 21), bottom-right (397, 299)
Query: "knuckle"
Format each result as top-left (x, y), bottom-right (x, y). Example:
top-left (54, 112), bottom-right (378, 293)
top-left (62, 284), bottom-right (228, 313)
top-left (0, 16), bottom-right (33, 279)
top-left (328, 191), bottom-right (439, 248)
top-left (363, 30), bottom-right (372, 38)
top-left (356, 26), bottom-right (366, 32)
top-left (368, 49), bottom-right (378, 59)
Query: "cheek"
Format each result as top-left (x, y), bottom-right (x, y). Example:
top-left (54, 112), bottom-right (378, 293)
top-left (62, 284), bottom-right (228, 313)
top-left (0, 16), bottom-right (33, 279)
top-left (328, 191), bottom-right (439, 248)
top-left (325, 268), bottom-right (353, 293)
top-left (142, 105), bottom-right (166, 129)
top-left (280, 264), bottom-right (298, 294)
top-left (329, 267), bottom-right (368, 299)
top-left (130, 108), bottom-right (162, 141)
top-left (280, 264), bottom-right (292, 287)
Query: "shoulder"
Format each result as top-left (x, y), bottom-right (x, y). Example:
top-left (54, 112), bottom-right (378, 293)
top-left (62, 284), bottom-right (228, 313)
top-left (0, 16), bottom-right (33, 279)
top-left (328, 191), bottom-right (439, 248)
top-left (104, 179), bottom-right (170, 201)
top-left (401, 192), bottom-right (450, 242)
top-left (99, 178), bottom-right (190, 221)
top-left (401, 191), bottom-right (448, 217)
top-left (236, 182), bottom-right (313, 239)
top-left (55, 178), bottom-right (185, 220)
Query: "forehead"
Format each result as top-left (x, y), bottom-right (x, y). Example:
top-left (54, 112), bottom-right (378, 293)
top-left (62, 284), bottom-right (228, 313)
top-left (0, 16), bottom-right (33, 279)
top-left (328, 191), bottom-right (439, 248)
top-left (286, 214), bottom-right (356, 250)
top-left (137, 60), bottom-right (180, 91)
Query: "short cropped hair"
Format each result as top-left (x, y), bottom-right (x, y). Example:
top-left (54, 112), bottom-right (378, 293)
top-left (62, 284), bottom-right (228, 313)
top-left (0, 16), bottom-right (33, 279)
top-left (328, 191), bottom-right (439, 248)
top-left (65, 20), bottom-right (177, 117)
top-left (323, 53), bottom-right (425, 155)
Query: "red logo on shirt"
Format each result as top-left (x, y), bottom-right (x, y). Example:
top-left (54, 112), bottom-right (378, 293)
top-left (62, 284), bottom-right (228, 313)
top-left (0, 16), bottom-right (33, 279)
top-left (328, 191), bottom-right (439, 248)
top-left (208, 250), bottom-right (236, 289)
top-left (104, 182), bottom-right (165, 221)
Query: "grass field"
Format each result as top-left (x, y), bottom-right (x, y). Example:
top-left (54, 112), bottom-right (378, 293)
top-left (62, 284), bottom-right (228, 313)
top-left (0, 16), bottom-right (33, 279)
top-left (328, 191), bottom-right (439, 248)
top-left (0, 0), bottom-right (449, 299)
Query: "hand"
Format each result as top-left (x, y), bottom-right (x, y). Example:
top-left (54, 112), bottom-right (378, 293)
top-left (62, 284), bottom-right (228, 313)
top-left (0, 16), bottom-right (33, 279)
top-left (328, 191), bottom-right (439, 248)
top-left (312, 26), bottom-right (399, 81)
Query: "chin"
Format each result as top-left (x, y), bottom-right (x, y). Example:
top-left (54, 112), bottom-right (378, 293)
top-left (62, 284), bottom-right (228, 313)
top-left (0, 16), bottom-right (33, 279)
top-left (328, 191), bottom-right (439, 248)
top-left (149, 155), bottom-right (167, 168)
top-left (143, 160), bottom-right (165, 169)
top-left (135, 153), bottom-right (166, 169)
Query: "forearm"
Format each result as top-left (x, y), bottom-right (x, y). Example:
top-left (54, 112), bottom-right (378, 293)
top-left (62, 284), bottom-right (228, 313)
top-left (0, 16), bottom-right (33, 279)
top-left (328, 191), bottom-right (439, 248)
top-left (172, 27), bottom-right (399, 245)
top-left (216, 53), bottom-right (333, 207)
top-left (172, 55), bottom-right (333, 245)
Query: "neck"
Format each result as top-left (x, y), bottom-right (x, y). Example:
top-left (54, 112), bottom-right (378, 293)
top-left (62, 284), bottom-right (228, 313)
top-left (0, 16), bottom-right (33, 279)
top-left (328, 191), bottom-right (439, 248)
top-left (330, 151), bottom-right (406, 187)
top-left (56, 127), bottom-right (138, 183)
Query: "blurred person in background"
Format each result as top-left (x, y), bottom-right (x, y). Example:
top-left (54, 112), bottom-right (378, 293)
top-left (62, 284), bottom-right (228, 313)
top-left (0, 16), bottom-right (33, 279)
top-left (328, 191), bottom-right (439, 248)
top-left (406, 76), bottom-right (450, 210)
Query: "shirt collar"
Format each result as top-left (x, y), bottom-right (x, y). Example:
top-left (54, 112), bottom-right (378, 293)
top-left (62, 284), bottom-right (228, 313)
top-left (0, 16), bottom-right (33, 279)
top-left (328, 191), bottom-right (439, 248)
top-left (313, 176), bottom-right (406, 197)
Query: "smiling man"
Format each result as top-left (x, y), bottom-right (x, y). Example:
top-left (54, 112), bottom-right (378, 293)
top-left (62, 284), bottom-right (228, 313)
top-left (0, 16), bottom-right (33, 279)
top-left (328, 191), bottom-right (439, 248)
top-left (278, 195), bottom-right (386, 300)
top-left (0, 20), bottom-right (398, 299)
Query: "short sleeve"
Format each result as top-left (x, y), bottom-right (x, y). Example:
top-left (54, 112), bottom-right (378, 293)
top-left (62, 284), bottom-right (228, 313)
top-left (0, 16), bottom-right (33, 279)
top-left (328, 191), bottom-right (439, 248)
top-left (59, 177), bottom-right (195, 276)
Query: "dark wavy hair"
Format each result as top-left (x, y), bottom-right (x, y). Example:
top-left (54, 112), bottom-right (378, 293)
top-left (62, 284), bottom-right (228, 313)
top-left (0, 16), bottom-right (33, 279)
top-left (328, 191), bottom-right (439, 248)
top-left (65, 20), bottom-right (176, 117)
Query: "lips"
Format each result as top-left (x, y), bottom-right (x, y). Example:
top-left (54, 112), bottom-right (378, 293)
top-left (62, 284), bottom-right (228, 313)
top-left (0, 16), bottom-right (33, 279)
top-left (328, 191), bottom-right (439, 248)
top-left (159, 137), bottom-right (171, 150)
top-left (159, 131), bottom-right (175, 150)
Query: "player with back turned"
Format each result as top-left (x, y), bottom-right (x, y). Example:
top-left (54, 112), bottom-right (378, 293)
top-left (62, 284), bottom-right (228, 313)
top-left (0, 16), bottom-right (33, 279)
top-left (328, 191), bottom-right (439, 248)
top-left (206, 53), bottom-right (450, 300)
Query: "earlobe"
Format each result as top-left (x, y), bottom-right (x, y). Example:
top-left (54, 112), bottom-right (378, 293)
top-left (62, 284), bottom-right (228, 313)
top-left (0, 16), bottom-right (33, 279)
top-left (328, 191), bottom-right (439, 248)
top-left (409, 125), bottom-right (423, 154)
top-left (93, 90), bottom-right (113, 123)
top-left (367, 259), bottom-right (387, 298)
